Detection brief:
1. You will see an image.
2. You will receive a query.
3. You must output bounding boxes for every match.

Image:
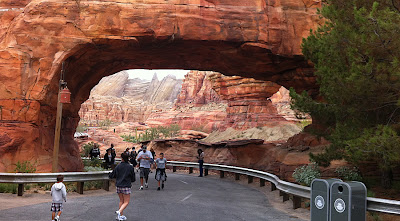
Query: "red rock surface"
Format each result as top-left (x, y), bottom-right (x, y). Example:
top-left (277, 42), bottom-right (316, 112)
top-left (0, 0), bottom-right (321, 172)
top-left (147, 139), bottom-right (316, 181)
top-left (147, 71), bottom-right (304, 131)
top-left (79, 71), bottom-right (182, 123)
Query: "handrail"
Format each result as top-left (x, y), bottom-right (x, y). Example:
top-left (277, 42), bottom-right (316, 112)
top-left (0, 171), bottom-right (111, 183)
top-left (0, 161), bottom-right (399, 215)
top-left (167, 161), bottom-right (400, 215)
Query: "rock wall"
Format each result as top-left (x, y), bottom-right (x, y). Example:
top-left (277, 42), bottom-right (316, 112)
top-left (147, 70), bottom-right (304, 131)
top-left (147, 137), bottom-right (328, 182)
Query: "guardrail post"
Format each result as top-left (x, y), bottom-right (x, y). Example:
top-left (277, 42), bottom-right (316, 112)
top-left (205, 169), bottom-right (208, 176)
top-left (292, 195), bottom-right (302, 209)
top-left (260, 179), bottom-right (265, 187)
top-left (77, 182), bottom-right (84, 194)
top-left (173, 166), bottom-right (176, 172)
top-left (17, 184), bottom-right (24, 196)
top-left (247, 175), bottom-right (253, 184)
top-left (235, 173), bottom-right (240, 180)
top-left (220, 171), bottom-right (225, 178)
top-left (271, 183), bottom-right (277, 191)
top-left (281, 191), bottom-right (289, 202)
top-left (189, 167), bottom-right (193, 174)
top-left (103, 180), bottom-right (110, 191)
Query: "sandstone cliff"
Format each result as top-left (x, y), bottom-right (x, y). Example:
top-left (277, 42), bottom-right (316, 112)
top-left (146, 70), bottom-right (305, 134)
top-left (79, 71), bottom-right (182, 123)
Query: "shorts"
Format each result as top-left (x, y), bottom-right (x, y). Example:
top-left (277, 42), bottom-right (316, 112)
top-left (140, 167), bottom-right (150, 178)
top-left (116, 187), bottom-right (131, 194)
top-left (50, 203), bottom-right (63, 212)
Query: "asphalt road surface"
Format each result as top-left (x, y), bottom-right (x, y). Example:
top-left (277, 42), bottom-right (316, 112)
top-left (0, 173), bottom-right (305, 221)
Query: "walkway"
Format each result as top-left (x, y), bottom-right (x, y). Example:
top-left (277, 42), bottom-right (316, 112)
top-left (0, 173), bottom-right (307, 221)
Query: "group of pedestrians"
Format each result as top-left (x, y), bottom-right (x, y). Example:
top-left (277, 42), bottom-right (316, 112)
top-left (50, 144), bottom-right (204, 221)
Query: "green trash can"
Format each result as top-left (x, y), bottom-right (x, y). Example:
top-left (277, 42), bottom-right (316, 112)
top-left (311, 179), bottom-right (341, 221)
top-left (330, 181), bottom-right (367, 221)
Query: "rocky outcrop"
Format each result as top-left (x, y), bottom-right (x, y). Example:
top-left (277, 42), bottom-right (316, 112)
top-left (79, 71), bottom-right (182, 123)
top-left (147, 71), bottom-right (305, 131)
top-left (0, 0), bottom-right (321, 172)
top-left (147, 139), bottom-right (313, 182)
top-left (176, 71), bottom-right (222, 106)
top-left (90, 71), bottom-right (129, 97)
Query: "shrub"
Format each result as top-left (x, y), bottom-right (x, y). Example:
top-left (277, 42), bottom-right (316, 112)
top-left (122, 124), bottom-right (181, 143)
top-left (83, 158), bottom-right (102, 168)
top-left (14, 161), bottom-right (37, 173)
top-left (81, 142), bottom-right (95, 157)
top-left (335, 166), bottom-right (362, 181)
top-left (292, 163), bottom-right (321, 186)
top-left (84, 166), bottom-right (106, 172)
top-left (0, 183), bottom-right (17, 194)
top-left (98, 119), bottom-right (113, 129)
top-left (83, 166), bottom-right (106, 190)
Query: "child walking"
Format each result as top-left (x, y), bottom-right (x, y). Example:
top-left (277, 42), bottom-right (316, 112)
top-left (155, 153), bottom-right (167, 190)
top-left (50, 175), bottom-right (67, 221)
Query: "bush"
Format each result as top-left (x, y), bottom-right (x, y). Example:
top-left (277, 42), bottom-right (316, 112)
top-left (14, 161), bottom-right (36, 173)
top-left (83, 166), bottom-right (106, 190)
top-left (335, 166), bottom-right (362, 181)
top-left (84, 166), bottom-right (106, 172)
top-left (81, 142), bottom-right (95, 157)
top-left (122, 124), bottom-right (181, 143)
top-left (76, 124), bottom-right (88, 133)
top-left (82, 158), bottom-right (102, 167)
top-left (98, 119), bottom-right (113, 129)
top-left (292, 163), bottom-right (321, 186)
top-left (0, 183), bottom-right (17, 194)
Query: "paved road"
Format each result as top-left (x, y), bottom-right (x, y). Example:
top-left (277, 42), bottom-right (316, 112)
top-left (0, 173), bottom-right (305, 221)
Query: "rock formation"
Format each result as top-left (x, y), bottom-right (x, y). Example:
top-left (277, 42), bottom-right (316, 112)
top-left (147, 70), bottom-right (305, 133)
top-left (0, 0), bottom-right (321, 172)
top-left (146, 137), bottom-right (326, 182)
top-left (79, 71), bottom-right (182, 123)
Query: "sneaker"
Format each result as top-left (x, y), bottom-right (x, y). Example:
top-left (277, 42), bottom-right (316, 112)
top-left (120, 215), bottom-right (127, 220)
top-left (115, 210), bottom-right (121, 220)
top-left (157, 187), bottom-right (160, 191)
top-left (139, 186), bottom-right (143, 190)
top-left (55, 216), bottom-right (60, 221)
top-left (162, 183), bottom-right (164, 189)
top-left (145, 183), bottom-right (148, 188)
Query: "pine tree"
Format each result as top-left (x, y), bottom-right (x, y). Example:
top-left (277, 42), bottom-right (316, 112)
top-left (290, 0), bottom-right (400, 187)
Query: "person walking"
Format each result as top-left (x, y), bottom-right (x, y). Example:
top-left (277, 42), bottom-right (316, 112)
top-left (104, 149), bottom-right (116, 169)
top-left (136, 145), bottom-right (153, 190)
top-left (197, 149), bottom-right (205, 177)
top-left (50, 175), bottom-right (67, 221)
top-left (109, 153), bottom-right (136, 221)
top-left (155, 153), bottom-right (167, 190)
top-left (129, 149), bottom-right (137, 167)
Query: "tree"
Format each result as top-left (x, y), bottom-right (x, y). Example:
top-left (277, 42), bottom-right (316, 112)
top-left (290, 0), bottom-right (400, 187)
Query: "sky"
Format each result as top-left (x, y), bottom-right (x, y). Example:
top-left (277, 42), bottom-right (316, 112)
top-left (126, 69), bottom-right (189, 81)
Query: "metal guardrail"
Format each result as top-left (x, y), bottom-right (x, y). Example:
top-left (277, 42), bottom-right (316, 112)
top-left (0, 171), bottom-right (111, 196)
top-left (0, 171), bottom-right (110, 183)
top-left (0, 160), bottom-right (399, 215)
top-left (167, 161), bottom-right (400, 215)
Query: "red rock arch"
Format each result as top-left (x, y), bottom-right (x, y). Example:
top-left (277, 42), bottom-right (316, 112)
top-left (0, 0), bottom-right (320, 172)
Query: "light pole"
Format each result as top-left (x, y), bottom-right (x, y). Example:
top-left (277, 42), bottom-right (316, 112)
top-left (52, 63), bottom-right (71, 173)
